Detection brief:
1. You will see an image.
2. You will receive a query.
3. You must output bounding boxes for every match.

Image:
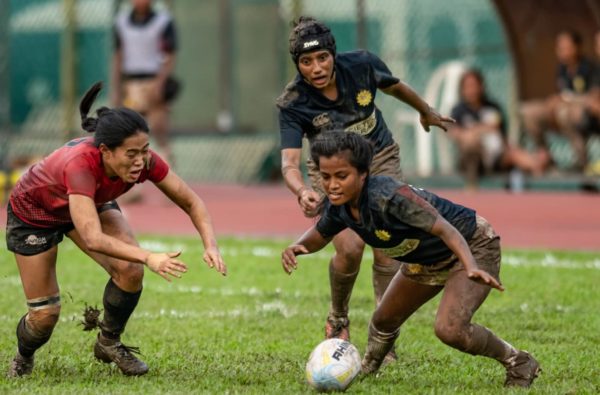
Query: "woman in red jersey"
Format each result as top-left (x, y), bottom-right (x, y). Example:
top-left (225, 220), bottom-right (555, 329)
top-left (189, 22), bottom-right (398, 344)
top-left (5, 82), bottom-right (226, 378)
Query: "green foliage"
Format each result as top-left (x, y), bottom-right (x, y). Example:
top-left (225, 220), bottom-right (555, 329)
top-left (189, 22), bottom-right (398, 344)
top-left (1, 236), bottom-right (599, 394)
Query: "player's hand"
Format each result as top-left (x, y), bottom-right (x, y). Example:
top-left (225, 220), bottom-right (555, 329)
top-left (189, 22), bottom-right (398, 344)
top-left (467, 268), bottom-right (504, 291)
top-left (419, 106), bottom-right (455, 132)
top-left (145, 251), bottom-right (188, 282)
top-left (298, 187), bottom-right (321, 218)
top-left (203, 246), bottom-right (227, 276)
top-left (282, 245), bottom-right (309, 274)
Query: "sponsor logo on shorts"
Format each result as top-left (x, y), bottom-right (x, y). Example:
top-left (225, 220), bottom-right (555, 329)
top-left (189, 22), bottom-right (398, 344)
top-left (25, 235), bottom-right (47, 246)
top-left (303, 40), bottom-right (319, 49)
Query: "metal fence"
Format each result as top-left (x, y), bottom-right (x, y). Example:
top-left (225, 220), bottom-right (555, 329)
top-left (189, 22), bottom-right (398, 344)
top-left (1, 0), bottom-right (595, 185)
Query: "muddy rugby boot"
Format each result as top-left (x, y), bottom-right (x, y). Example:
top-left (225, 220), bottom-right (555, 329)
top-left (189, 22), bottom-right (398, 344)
top-left (504, 351), bottom-right (541, 387)
top-left (7, 352), bottom-right (34, 378)
top-left (94, 334), bottom-right (149, 376)
top-left (325, 314), bottom-right (350, 340)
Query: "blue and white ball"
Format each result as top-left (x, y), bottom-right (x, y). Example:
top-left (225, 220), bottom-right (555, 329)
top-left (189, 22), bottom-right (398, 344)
top-left (305, 338), bottom-right (362, 392)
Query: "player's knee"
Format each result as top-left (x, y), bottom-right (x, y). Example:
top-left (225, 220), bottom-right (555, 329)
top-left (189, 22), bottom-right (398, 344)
top-left (27, 305), bottom-right (61, 335)
top-left (434, 318), bottom-right (468, 349)
top-left (116, 262), bottom-right (144, 286)
top-left (334, 240), bottom-right (365, 265)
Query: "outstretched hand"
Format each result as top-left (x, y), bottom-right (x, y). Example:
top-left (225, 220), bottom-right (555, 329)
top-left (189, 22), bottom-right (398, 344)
top-left (467, 268), bottom-right (504, 291)
top-left (281, 245), bottom-right (309, 274)
top-left (145, 251), bottom-right (188, 282)
top-left (420, 107), bottom-right (455, 132)
top-left (203, 246), bottom-right (227, 276)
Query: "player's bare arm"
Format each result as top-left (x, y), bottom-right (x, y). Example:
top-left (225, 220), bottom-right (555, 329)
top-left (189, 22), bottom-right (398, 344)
top-left (381, 81), bottom-right (455, 132)
top-left (281, 148), bottom-right (320, 217)
top-left (282, 226), bottom-right (331, 274)
top-left (68, 194), bottom-right (187, 281)
top-left (155, 170), bottom-right (227, 275)
top-left (430, 215), bottom-right (504, 291)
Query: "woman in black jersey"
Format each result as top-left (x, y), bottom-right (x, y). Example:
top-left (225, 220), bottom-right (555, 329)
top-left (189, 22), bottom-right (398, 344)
top-left (276, 16), bottom-right (453, 349)
top-left (281, 132), bottom-right (540, 388)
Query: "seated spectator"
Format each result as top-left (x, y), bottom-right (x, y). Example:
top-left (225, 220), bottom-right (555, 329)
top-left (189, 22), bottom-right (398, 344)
top-left (520, 29), bottom-right (596, 172)
top-left (449, 69), bottom-right (544, 190)
top-left (582, 30), bottom-right (600, 136)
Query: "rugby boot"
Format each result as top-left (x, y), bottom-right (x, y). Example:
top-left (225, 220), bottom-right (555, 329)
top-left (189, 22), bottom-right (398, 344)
top-left (94, 334), bottom-right (149, 376)
top-left (382, 345), bottom-right (398, 365)
top-left (324, 314), bottom-right (350, 340)
top-left (7, 351), bottom-right (34, 378)
top-left (504, 351), bottom-right (540, 387)
top-left (361, 352), bottom-right (384, 375)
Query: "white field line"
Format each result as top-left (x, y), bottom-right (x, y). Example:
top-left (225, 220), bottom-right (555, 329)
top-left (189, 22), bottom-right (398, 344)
top-left (0, 252), bottom-right (598, 292)
top-left (138, 242), bottom-right (600, 269)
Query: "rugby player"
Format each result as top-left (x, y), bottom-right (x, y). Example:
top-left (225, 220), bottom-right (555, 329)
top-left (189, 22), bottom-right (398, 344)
top-left (6, 82), bottom-right (226, 377)
top-left (281, 132), bottom-right (540, 388)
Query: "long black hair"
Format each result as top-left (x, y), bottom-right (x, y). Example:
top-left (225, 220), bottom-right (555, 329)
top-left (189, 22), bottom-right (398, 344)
top-left (310, 132), bottom-right (373, 174)
top-left (79, 82), bottom-right (149, 149)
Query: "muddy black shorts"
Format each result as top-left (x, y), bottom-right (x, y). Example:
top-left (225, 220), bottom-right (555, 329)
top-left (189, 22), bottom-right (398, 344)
top-left (5, 201), bottom-right (120, 256)
top-left (400, 215), bottom-right (501, 286)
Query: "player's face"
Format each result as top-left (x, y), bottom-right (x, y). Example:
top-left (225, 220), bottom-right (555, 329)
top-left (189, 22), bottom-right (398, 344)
top-left (461, 74), bottom-right (483, 105)
top-left (131, 0), bottom-right (151, 13)
top-left (298, 50), bottom-right (334, 89)
top-left (556, 33), bottom-right (578, 63)
top-left (100, 131), bottom-right (150, 183)
top-left (318, 152), bottom-right (367, 207)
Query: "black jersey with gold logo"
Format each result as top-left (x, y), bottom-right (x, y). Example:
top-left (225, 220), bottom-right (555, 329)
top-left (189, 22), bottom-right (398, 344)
top-left (316, 176), bottom-right (477, 265)
top-left (277, 50), bottom-right (399, 154)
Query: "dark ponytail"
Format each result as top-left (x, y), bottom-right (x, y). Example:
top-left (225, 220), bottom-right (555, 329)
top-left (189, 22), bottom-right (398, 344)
top-left (80, 81), bottom-right (103, 133)
top-left (78, 81), bottom-right (149, 148)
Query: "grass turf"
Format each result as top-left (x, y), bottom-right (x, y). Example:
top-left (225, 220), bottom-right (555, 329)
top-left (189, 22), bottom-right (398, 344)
top-left (0, 235), bottom-right (599, 394)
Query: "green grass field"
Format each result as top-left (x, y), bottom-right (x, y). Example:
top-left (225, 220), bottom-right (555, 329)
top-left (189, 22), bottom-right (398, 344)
top-left (1, 235), bottom-right (599, 394)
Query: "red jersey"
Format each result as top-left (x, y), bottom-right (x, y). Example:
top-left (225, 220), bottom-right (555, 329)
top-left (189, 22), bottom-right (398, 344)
top-left (9, 137), bottom-right (169, 228)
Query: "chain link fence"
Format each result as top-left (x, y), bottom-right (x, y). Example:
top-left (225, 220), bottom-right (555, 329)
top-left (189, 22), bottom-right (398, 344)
top-left (2, 0), bottom-right (596, 188)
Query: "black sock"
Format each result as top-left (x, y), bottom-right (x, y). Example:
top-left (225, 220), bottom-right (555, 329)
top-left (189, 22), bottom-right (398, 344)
top-left (16, 315), bottom-right (52, 358)
top-left (101, 279), bottom-right (141, 340)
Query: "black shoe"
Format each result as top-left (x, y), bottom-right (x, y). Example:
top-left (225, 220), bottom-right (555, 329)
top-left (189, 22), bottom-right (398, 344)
top-left (7, 351), bottom-right (34, 378)
top-left (94, 334), bottom-right (149, 376)
top-left (504, 351), bottom-right (541, 388)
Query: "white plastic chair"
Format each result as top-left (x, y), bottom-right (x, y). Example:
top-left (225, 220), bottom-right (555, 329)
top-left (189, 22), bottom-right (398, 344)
top-left (396, 60), bottom-right (467, 176)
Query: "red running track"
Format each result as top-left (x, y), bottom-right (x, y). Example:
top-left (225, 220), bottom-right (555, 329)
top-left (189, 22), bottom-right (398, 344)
top-left (1, 183), bottom-right (599, 251)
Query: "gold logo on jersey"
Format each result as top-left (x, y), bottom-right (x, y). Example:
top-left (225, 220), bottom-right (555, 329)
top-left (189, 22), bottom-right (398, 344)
top-left (375, 229), bottom-right (391, 241)
top-left (356, 90), bottom-right (372, 107)
top-left (312, 113), bottom-right (331, 128)
top-left (380, 239), bottom-right (420, 257)
top-left (573, 76), bottom-right (586, 93)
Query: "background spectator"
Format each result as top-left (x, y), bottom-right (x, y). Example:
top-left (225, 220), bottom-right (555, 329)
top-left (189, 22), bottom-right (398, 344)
top-left (111, 0), bottom-right (178, 164)
top-left (520, 29), bottom-right (596, 172)
top-left (449, 69), bottom-right (543, 190)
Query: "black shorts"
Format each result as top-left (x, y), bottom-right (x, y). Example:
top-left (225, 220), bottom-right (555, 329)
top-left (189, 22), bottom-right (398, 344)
top-left (5, 201), bottom-right (120, 256)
